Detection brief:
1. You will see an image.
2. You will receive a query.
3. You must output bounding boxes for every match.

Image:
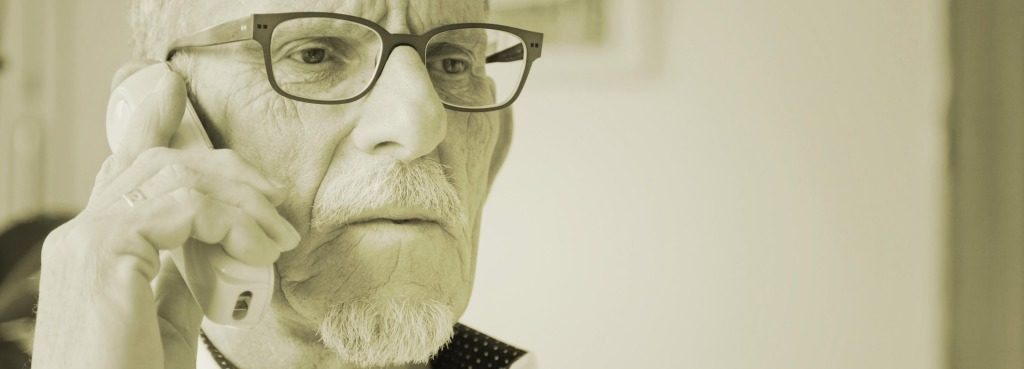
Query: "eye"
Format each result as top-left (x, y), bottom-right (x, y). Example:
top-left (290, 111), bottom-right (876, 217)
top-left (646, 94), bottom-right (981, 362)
top-left (441, 59), bottom-right (468, 74)
top-left (297, 48), bottom-right (327, 64)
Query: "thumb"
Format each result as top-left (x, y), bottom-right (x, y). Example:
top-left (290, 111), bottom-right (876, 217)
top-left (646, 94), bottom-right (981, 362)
top-left (118, 63), bottom-right (188, 160)
top-left (154, 252), bottom-right (203, 369)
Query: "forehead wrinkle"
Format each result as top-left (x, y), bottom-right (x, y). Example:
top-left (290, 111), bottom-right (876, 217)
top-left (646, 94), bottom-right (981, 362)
top-left (231, 0), bottom-right (391, 21)
top-left (335, 0), bottom-right (390, 25)
top-left (308, 0), bottom-right (390, 24)
top-left (266, 0), bottom-right (397, 31)
top-left (381, 0), bottom-right (411, 33)
top-left (407, 1), bottom-right (487, 34)
top-left (189, 0), bottom-right (483, 36)
top-left (185, 0), bottom-right (389, 33)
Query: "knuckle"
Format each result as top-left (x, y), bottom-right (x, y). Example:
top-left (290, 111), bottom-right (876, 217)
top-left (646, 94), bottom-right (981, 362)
top-left (224, 203), bottom-right (245, 219)
top-left (235, 184), bottom-right (263, 202)
top-left (136, 146), bottom-right (172, 164)
top-left (59, 218), bottom-right (99, 246)
top-left (41, 216), bottom-right (112, 262)
top-left (213, 149), bottom-right (243, 163)
top-left (158, 163), bottom-right (199, 184)
top-left (97, 154), bottom-right (131, 178)
top-left (99, 155), bottom-right (118, 171)
top-left (170, 187), bottom-right (206, 210)
top-left (94, 158), bottom-right (116, 183)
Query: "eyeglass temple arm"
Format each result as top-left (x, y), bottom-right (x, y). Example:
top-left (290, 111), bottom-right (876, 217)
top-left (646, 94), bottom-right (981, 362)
top-left (164, 16), bottom-right (254, 60)
top-left (486, 44), bottom-right (524, 63)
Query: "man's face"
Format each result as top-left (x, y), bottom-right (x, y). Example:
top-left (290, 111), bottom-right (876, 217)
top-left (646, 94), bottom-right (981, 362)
top-left (181, 0), bottom-right (503, 350)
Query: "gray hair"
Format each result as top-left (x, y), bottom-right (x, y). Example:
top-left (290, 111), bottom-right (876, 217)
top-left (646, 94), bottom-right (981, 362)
top-left (128, 0), bottom-right (191, 60)
top-left (129, 1), bottom-right (490, 60)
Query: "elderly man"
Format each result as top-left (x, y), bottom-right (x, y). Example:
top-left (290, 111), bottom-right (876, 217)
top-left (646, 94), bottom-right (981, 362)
top-left (30, 1), bottom-right (542, 368)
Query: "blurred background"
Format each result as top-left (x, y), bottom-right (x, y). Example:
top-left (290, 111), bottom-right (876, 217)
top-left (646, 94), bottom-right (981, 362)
top-left (1, 0), bottom-right (1021, 368)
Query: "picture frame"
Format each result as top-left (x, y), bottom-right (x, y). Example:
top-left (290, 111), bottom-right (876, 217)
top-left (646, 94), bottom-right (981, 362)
top-left (491, 0), bottom-right (665, 87)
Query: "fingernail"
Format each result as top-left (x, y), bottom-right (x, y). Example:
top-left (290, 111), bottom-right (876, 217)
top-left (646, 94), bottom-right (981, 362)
top-left (281, 225), bottom-right (301, 251)
top-left (267, 178), bottom-right (289, 205)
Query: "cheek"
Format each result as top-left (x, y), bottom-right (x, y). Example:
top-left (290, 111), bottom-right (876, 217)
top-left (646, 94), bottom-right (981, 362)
top-left (216, 80), bottom-right (303, 181)
top-left (444, 111), bottom-right (500, 209)
top-left (199, 67), bottom-right (350, 234)
top-left (224, 78), bottom-right (299, 134)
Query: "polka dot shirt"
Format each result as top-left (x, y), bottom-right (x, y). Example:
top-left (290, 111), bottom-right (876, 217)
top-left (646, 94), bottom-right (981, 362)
top-left (431, 324), bottom-right (530, 369)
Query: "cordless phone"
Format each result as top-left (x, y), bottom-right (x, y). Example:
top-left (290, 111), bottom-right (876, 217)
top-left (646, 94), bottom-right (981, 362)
top-left (105, 63), bottom-right (273, 327)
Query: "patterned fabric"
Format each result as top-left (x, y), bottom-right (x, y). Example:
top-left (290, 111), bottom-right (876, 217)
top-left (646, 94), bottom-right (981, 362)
top-left (200, 332), bottom-right (240, 369)
top-left (432, 324), bottom-right (528, 369)
top-left (199, 323), bottom-right (530, 369)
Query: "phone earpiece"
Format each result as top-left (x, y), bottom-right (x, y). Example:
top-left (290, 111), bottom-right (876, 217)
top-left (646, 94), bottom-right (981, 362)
top-left (106, 63), bottom-right (171, 153)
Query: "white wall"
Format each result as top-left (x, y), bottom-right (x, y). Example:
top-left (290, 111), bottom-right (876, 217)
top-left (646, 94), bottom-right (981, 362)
top-left (463, 1), bottom-right (947, 369)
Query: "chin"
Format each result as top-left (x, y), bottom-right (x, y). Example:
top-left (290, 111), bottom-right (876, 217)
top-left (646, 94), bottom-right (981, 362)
top-left (317, 295), bottom-right (458, 367)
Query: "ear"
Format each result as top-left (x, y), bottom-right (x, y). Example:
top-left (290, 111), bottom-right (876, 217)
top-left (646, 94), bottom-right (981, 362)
top-left (487, 107), bottom-right (514, 187)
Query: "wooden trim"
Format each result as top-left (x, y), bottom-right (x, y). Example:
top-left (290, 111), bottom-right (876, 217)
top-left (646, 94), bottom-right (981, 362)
top-left (948, 0), bottom-right (1024, 368)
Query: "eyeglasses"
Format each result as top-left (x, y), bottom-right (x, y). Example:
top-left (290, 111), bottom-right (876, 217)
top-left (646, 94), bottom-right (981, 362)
top-left (165, 12), bottom-right (544, 112)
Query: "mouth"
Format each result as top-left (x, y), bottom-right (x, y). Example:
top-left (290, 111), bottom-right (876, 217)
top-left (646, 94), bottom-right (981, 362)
top-left (309, 206), bottom-right (457, 247)
top-left (343, 208), bottom-right (445, 228)
top-left (336, 213), bottom-right (449, 245)
top-left (349, 218), bottom-right (437, 226)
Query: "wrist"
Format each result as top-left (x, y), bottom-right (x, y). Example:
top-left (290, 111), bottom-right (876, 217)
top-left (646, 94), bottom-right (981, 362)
top-left (41, 218), bottom-right (161, 285)
top-left (33, 222), bottom-right (165, 368)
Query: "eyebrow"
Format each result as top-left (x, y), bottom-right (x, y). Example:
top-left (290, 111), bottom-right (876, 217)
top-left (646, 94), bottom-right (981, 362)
top-left (429, 28), bottom-right (486, 45)
top-left (276, 18), bottom-right (378, 36)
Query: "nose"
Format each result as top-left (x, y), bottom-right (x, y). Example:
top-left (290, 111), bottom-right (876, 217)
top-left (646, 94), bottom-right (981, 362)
top-left (351, 46), bottom-right (447, 162)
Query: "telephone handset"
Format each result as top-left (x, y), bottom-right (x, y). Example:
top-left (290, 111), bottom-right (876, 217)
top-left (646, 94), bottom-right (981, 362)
top-left (106, 63), bottom-right (272, 327)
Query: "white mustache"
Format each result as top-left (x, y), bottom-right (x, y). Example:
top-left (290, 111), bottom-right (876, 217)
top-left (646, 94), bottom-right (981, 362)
top-left (310, 158), bottom-right (466, 233)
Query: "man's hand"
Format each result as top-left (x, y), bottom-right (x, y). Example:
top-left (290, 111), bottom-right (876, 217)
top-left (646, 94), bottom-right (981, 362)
top-left (31, 62), bottom-right (300, 369)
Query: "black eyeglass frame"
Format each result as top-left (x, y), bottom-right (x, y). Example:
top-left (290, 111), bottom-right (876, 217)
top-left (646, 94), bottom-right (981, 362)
top-left (165, 12), bottom-right (544, 112)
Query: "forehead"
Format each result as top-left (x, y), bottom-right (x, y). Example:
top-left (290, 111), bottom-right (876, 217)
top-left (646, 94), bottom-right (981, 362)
top-left (196, 0), bottom-right (487, 34)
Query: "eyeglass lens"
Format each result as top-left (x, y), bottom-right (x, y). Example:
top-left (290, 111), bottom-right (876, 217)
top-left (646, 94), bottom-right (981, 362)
top-left (269, 17), bottom-right (528, 109)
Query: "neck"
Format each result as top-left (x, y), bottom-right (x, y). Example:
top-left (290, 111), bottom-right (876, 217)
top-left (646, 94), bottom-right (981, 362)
top-left (201, 315), bottom-right (429, 369)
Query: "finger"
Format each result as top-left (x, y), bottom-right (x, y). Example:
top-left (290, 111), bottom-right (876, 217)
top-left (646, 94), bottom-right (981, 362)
top-left (118, 65), bottom-right (187, 160)
top-left (94, 147), bottom-right (287, 212)
top-left (135, 149), bottom-right (286, 206)
top-left (154, 253), bottom-right (201, 369)
top-left (197, 175), bottom-right (299, 251)
top-left (201, 149), bottom-right (289, 205)
top-left (135, 165), bottom-right (299, 251)
top-left (90, 153), bottom-right (135, 204)
top-left (133, 187), bottom-right (282, 266)
top-left (218, 183), bottom-right (300, 251)
top-left (219, 211), bottom-right (283, 266)
top-left (111, 60), bottom-right (159, 92)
